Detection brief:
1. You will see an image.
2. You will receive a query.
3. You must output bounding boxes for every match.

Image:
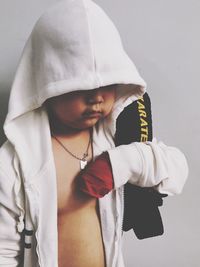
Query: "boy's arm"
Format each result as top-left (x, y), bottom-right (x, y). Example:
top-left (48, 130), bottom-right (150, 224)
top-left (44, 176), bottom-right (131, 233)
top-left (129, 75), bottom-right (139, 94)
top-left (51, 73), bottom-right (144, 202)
top-left (0, 167), bottom-right (24, 266)
top-left (79, 93), bottom-right (188, 197)
top-left (107, 137), bottom-right (189, 196)
top-left (79, 137), bottom-right (189, 197)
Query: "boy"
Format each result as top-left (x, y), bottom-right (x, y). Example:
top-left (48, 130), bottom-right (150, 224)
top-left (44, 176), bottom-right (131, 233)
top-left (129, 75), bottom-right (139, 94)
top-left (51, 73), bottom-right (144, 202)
top-left (0, 0), bottom-right (188, 267)
top-left (46, 86), bottom-right (117, 267)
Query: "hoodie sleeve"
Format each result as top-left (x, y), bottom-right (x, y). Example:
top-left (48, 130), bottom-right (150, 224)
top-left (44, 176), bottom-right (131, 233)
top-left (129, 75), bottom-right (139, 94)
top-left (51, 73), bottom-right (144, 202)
top-left (107, 137), bottom-right (189, 196)
top-left (0, 167), bottom-right (24, 266)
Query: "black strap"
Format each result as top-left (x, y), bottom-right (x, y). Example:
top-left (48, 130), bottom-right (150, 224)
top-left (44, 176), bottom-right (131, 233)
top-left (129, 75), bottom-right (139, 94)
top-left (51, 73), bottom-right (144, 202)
top-left (115, 92), bottom-right (167, 239)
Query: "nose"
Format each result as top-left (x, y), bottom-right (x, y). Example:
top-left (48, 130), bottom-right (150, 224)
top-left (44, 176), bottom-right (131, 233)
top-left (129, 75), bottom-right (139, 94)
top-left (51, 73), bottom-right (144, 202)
top-left (87, 90), bottom-right (104, 105)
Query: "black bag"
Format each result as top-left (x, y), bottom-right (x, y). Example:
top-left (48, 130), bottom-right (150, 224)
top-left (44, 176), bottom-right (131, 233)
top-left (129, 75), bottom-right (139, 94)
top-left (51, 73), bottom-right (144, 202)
top-left (115, 92), bottom-right (167, 239)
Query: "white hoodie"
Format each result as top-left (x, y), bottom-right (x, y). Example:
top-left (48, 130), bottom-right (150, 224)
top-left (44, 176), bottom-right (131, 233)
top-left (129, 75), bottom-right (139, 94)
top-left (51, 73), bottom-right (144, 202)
top-left (0, 0), bottom-right (189, 266)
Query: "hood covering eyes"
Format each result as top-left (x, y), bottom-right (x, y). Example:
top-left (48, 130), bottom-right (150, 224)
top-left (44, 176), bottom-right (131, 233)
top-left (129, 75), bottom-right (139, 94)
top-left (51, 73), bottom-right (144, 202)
top-left (4, 0), bottom-right (146, 125)
top-left (3, 0), bottom-right (147, 177)
top-left (3, 0), bottom-right (146, 180)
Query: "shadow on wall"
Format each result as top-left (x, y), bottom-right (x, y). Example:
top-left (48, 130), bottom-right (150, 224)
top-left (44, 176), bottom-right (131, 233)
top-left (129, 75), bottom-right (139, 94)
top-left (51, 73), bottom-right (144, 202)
top-left (0, 88), bottom-right (10, 146)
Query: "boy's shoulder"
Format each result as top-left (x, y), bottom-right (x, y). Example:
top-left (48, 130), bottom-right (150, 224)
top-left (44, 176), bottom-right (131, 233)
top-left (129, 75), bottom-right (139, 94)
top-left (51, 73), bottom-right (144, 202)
top-left (0, 140), bottom-right (17, 183)
top-left (0, 139), bottom-right (15, 160)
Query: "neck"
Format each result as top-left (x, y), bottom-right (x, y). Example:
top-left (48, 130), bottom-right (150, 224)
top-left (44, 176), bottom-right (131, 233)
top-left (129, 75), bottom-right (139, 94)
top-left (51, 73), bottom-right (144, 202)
top-left (50, 121), bottom-right (85, 137)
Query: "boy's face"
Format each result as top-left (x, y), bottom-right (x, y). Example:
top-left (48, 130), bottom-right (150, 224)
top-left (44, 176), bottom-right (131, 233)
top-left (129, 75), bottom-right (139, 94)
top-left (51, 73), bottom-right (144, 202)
top-left (45, 85), bottom-right (116, 130)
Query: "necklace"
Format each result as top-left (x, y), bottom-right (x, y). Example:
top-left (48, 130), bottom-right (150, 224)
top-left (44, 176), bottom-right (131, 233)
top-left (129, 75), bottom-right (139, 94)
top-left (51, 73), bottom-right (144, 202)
top-left (51, 130), bottom-right (92, 170)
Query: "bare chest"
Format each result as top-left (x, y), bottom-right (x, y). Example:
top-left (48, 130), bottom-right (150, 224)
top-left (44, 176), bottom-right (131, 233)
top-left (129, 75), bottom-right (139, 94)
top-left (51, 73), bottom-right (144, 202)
top-left (51, 137), bottom-right (95, 213)
top-left (51, 137), bottom-right (106, 267)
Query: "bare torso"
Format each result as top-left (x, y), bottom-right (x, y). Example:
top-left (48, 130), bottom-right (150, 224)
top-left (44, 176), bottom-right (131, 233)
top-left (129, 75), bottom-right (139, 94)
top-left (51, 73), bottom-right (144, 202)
top-left (51, 133), bottom-right (106, 267)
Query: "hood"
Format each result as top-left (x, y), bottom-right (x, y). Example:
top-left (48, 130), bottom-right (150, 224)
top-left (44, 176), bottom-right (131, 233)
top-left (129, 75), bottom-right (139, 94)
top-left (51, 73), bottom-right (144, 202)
top-left (3, 0), bottom-right (146, 179)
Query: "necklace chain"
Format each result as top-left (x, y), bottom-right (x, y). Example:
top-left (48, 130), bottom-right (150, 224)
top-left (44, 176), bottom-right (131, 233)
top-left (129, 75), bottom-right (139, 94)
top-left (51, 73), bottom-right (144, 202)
top-left (51, 131), bottom-right (91, 161)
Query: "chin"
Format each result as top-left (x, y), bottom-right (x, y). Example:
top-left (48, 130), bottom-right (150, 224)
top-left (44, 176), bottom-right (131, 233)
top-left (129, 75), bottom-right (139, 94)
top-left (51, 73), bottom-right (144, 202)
top-left (78, 118), bottom-right (100, 129)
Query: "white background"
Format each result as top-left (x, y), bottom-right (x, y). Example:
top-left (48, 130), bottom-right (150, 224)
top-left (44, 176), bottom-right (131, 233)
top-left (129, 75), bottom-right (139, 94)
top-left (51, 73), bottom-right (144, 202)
top-left (0, 0), bottom-right (199, 266)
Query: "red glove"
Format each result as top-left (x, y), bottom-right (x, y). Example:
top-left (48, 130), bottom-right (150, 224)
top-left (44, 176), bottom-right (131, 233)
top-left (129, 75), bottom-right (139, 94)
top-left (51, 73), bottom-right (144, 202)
top-left (78, 152), bottom-right (114, 198)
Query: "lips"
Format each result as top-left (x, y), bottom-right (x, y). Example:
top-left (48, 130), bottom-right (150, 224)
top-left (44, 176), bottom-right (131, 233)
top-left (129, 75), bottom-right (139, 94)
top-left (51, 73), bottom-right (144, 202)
top-left (82, 111), bottom-right (103, 119)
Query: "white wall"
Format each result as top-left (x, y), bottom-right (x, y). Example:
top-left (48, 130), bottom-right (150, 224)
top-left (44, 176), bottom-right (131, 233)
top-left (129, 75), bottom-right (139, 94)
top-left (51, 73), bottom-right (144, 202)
top-left (0, 0), bottom-right (199, 266)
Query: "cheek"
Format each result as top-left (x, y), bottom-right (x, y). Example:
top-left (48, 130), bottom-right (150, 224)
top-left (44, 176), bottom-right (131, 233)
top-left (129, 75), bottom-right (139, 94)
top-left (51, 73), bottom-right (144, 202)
top-left (105, 92), bottom-right (116, 108)
top-left (57, 101), bottom-right (85, 120)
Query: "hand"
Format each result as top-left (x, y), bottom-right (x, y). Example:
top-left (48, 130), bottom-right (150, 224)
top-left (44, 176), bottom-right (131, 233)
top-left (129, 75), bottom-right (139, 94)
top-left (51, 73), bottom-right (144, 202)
top-left (77, 152), bottom-right (114, 198)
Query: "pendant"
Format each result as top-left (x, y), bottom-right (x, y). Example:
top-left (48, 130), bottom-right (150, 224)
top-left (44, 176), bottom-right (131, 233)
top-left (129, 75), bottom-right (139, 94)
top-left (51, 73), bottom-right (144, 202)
top-left (80, 159), bottom-right (87, 170)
